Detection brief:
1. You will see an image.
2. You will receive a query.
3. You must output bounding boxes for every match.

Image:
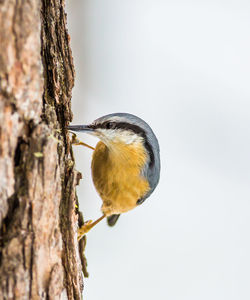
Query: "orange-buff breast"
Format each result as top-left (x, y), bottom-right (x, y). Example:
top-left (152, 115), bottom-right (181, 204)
top-left (91, 141), bottom-right (150, 216)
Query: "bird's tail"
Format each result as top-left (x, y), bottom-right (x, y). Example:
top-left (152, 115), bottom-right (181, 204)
top-left (107, 214), bottom-right (120, 226)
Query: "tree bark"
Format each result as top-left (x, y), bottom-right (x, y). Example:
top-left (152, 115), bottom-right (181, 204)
top-left (0, 1), bottom-right (87, 299)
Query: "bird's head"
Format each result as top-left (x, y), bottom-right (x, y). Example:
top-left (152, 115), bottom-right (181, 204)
top-left (68, 113), bottom-right (156, 150)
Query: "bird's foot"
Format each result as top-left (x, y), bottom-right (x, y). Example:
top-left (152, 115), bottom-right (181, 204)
top-left (70, 132), bottom-right (95, 150)
top-left (71, 132), bottom-right (79, 144)
top-left (78, 215), bottom-right (106, 241)
top-left (78, 220), bottom-right (93, 241)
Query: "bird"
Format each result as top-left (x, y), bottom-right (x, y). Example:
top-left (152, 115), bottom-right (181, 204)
top-left (68, 113), bottom-right (160, 240)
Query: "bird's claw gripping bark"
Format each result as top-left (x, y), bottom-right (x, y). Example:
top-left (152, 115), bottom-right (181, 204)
top-left (70, 132), bottom-right (95, 150)
top-left (78, 220), bottom-right (93, 241)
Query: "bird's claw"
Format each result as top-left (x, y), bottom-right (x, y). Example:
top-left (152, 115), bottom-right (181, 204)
top-left (78, 220), bottom-right (93, 241)
top-left (69, 132), bottom-right (95, 150)
top-left (70, 132), bottom-right (80, 144)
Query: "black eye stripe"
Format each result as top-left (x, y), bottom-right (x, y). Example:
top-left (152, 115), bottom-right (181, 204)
top-left (93, 121), bottom-right (155, 168)
top-left (95, 121), bottom-right (144, 135)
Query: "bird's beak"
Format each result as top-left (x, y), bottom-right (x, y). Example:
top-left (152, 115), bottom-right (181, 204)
top-left (67, 125), bottom-right (95, 132)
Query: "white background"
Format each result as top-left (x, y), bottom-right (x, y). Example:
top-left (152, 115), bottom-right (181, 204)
top-left (66, 1), bottom-right (250, 299)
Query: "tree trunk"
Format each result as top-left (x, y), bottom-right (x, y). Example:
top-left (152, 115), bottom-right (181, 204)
top-left (0, 1), bottom-right (87, 299)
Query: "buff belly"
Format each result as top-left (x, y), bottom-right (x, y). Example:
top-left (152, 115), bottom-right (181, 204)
top-left (91, 141), bottom-right (150, 216)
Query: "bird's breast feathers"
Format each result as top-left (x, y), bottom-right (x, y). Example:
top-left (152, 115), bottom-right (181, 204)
top-left (91, 141), bottom-right (150, 215)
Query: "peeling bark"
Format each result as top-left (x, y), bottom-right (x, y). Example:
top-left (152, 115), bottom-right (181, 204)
top-left (0, 0), bottom-right (87, 299)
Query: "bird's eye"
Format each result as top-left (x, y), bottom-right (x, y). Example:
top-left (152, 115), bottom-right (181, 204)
top-left (105, 122), bottom-right (116, 129)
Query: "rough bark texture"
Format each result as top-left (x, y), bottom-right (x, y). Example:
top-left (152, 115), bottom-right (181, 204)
top-left (0, 0), bottom-right (87, 299)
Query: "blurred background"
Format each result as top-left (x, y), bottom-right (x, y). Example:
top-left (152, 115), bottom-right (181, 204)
top-left (66, 1), bottom-right (250, 299)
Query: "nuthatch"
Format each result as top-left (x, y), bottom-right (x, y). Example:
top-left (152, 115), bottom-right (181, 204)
top-left (68, 113), bottom-right (160, 239)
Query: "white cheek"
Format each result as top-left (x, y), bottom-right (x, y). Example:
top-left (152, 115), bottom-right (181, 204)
top-left (97, 129), bottom-right (142, 145)
top-left (119, 132), bottom-right (139, 144)
top-left (98, 129), bottom-right (116, 141)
